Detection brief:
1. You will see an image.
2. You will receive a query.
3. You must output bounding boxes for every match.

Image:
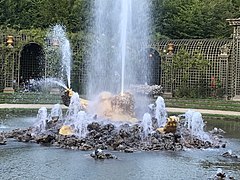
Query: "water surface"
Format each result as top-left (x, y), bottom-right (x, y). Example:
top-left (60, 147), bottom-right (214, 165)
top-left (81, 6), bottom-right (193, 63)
top-left (1, 113), bottom-right (240, 180)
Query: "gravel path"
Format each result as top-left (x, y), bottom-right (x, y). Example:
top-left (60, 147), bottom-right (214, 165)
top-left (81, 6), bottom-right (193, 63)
top-left (0, 104), bottom-right (240, 116)
top-left (167, 107), bottom-right (240, 116)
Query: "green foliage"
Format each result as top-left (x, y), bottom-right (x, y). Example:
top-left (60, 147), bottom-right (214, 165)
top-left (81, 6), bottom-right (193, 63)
top-left (69, 31), bottom-right (91, 92)
top-left (45, 47), bottom-right (61, 78)
top-left (171, 48), bottom-right (209, 81)
top-left (152, 0), bottom-right (239, 39)
top-left (0, 0), bottom-right (91, 32)
top-left (210, 77), bottom-right (225, 98)
top-left (1, 0), bottom-right (239, 39)
top-left (163, 48), bottom-right (210, 98)
top-left (0, 0), bottom-right (239, 94)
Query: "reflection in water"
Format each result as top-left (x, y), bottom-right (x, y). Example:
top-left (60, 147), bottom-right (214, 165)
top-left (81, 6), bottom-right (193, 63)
top-left (0, 113), bottom-right (240, 179)
top-left (206, 118), bottom-right (240, 139)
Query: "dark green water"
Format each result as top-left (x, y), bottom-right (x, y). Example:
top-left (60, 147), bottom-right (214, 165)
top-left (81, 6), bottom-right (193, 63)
top-left (0, 113), bottom-right (240, 180)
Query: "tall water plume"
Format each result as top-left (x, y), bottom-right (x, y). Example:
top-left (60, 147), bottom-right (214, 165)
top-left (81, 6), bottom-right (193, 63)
top-left (33, 107), bottom-right (48, 133)
top-left (46, 25), bottom-right (72, 89)
top-left (185, 110), bottom-right (211, 142)
top-left (155, 96), bottom-right (167, 127)
top-left (141, 113), bottom-right (153, 139)
top-left (50, 104), bottom-right (63, 120)
top-left (87, 0), bottom-right (152, 98)
top-left (66, 92), bottom-right (82, 123)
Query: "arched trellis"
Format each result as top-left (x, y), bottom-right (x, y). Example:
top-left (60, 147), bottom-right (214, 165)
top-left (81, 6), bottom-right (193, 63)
top-left (0, 34), bottom-right (236, 99)
top-left (51, 37), bottom-right (237, 98)
top-left (0, 29), bottom-right (89, 93)
top-left (151, 39), bottom-right (233, 98)
top-left (0, 20), bottom-right (239, 99)
top-left (0, 29), bottom-right (46, 92)
top-left (19, 43), bottom-right (45, 89)
top-left (146, 47), bottom-right (161, 85)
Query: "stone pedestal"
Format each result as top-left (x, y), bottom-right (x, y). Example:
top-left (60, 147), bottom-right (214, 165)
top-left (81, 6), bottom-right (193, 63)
top-left (3, 87), bottom-right (14, 93)
top-left (50, 88), bottom-right (60, 95)
top-left (162, 92), bottom-right (172, 98)
top-left (233, 95), bottom-right (240, 101)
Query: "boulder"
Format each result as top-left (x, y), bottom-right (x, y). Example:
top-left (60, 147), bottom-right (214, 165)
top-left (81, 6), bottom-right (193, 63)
top-left (90, 149), bottom-right (117, 160)
top-left (0, 134), bottom-right (6, 145)
top-left (124, 148), bottom-right (134, 153)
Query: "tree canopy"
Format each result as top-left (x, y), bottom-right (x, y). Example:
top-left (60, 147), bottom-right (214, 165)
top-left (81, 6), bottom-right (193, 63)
top-left (0, 0), bottom-right (92, 32)
top-left (153, 0), bottom-right (240, 39)
top-left (0, 0), bottom-right (239, 39)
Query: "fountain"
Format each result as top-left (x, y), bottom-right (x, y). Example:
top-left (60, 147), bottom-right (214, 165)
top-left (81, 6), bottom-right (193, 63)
top-left (2, 0), bottom-right (227, 154)
top-left (1, 2), bottom-right (240, 180)
top-left (141, 113), bottom-right (153, 139)
top-left (30, 25), bottom-right (72, 93)
top-left (50, 104), bottom-right (63, 121)
top-left (46, 25), bottom-right (72, 89)
top-left (3, 90), bottom-right (226, 152)
top-left (155, 96), bottom-right (167, 127)
top-left (33, 107), bottom-right (48, 133)
top-left (87, 0), bottom-right (151, 98)
top-left (185, 110), bottom-right (211, 142)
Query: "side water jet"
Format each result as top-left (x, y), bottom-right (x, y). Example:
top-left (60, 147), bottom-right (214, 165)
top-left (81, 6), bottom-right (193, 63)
top-left (34, 78), bottom-right (68, 90)
top-left (46, 25), bottom-right (72, 89)
top-left (31, 25), bottom-right (72, 93)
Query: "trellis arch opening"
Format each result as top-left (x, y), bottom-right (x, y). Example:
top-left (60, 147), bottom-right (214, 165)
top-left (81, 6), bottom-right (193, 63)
top-left (19, 43), bottom-right (45, 89)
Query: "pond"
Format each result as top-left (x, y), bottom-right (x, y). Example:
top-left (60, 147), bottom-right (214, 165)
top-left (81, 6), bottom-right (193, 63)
top-left (0, 112), bottom-right (240, 180)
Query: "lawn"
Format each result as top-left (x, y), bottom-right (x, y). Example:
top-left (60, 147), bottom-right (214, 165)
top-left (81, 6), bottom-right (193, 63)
top-left (164, 98), bottom-right (240, 112)
top-left (1, 92), bottom-right (240, 112)
top-left (0, 92), bottom-right (62, 104)
top-left (0, 92), bottom-right (240, 120)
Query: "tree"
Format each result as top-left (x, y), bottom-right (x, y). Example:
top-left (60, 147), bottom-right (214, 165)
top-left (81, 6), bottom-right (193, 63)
top-left (0, 0), bottom-right (239, 38)
top-left (152, 0), bottom-right (239, 39)
top-left (0, 0), bottom-right (91, 32)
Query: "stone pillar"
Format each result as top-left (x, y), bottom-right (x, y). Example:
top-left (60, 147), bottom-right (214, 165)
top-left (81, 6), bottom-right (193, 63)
top-left (226, 18), bottom-right (240, 99)
top-left (218, 44), bottom-right (230, 99)
top-left (161, 52), bottom-right (174, 98)
top-left (3, 49), bottom-right (15, 93)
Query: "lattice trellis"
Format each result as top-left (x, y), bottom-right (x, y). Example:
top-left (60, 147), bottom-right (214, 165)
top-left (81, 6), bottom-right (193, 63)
top-left (1, 19), bottom-right (240, 99)
top-left (0, 32), bottom-right (44, 92)
top-left (227, 18), bottom-right (240, 99)
top-left (0, 48), bottom-right (5, 90)
top-left (151, 39), bottom-right (233, 98)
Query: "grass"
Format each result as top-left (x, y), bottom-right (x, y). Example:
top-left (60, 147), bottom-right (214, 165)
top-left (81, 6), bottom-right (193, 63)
top-left (1, 92), bottom-right (240, 112)
top-left (0, 108), bottom-right (37, 118)
top-left (167, 111), bottom-right (240, 121)
top-left (0, 93), bottom-right (239, 122)
top-left (0, 92), bottom-right (62, 104)
top-left (1, 92), bottom-right (240, 119)
top-left (164, 98), bottom-right (240, 112)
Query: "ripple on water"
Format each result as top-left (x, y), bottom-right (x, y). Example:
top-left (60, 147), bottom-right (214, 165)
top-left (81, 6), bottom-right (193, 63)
top-left (0, 115), bottom-right (240, 179)
top-left (0, 124), bottom-right (9, 129)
